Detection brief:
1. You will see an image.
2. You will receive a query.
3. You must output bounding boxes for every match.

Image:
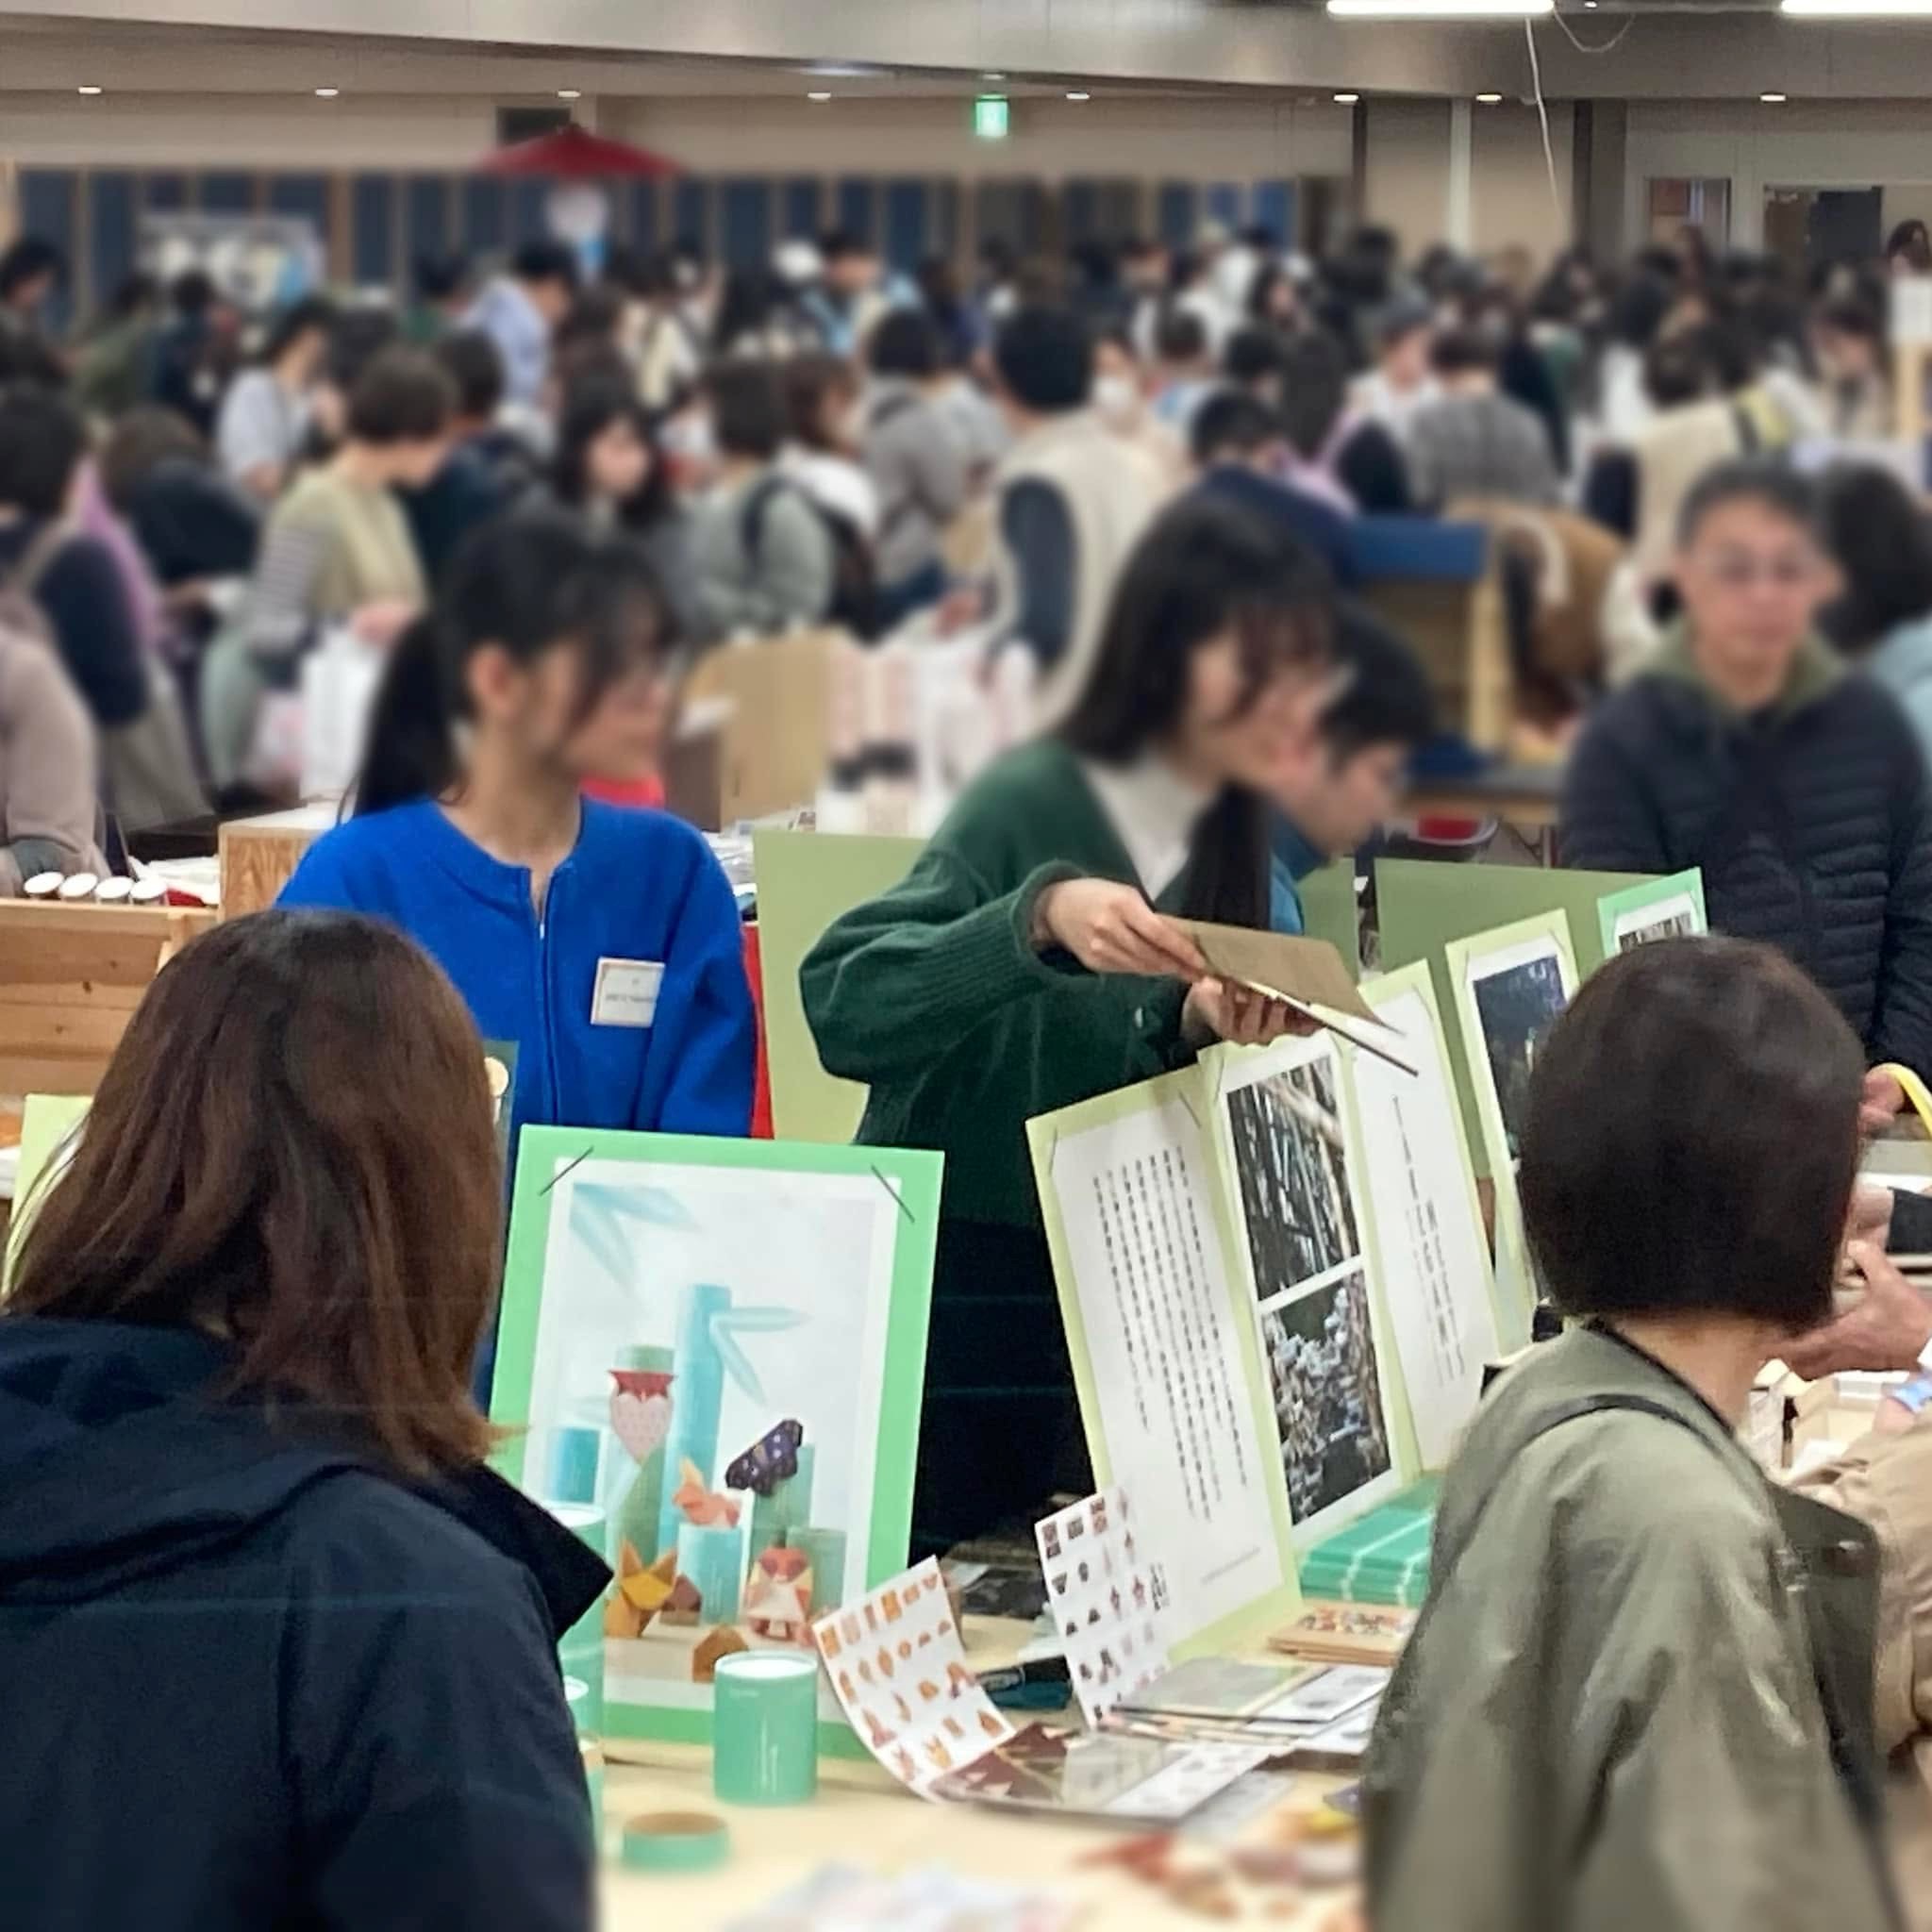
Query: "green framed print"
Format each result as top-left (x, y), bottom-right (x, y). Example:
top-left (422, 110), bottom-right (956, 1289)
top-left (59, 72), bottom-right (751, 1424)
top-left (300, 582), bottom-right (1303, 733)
top-left (1595, 869), bottom-right (1708, 959)
top-left (491, 1125), bottom-right (941, 1750)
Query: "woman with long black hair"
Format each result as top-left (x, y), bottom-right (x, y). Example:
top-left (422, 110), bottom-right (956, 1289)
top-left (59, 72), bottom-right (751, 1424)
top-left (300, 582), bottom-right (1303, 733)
top-left (279, 511), bottom-right (755, 1154)
top-left (802, 493), bottom-right (1336, 1553)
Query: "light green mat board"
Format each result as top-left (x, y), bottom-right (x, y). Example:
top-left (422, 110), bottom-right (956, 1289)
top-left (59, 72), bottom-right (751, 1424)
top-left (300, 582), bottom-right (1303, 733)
top-left (1299, 855), bottom-right (1362, 977)
top-left (752, 829), bottom-right (922, 1145)
top-left (3, 1093), bottom-right (92, 1291)
top-left (1374, 858), bottom-right (1657, 1176)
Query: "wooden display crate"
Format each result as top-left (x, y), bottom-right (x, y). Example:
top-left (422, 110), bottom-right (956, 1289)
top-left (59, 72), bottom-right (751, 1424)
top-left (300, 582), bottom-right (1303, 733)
top-left (218, 802), bottom-right (338, 919)
top-left (0, 898), bottom-right (218, 1095)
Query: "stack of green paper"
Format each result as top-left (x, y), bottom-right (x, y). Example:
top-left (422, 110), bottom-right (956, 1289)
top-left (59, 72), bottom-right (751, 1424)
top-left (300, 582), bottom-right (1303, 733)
top-left (1298, 1477), bottom-right (1440, 1608)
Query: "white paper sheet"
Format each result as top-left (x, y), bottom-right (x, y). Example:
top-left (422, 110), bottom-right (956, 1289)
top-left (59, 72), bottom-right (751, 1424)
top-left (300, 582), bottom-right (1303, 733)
top-left (1354, 982), bottom-right (1502, 1467)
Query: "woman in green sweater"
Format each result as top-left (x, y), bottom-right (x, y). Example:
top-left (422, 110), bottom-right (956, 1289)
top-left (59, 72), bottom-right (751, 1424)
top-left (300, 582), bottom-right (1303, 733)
top-left (803, 495), bottom-right (1338, 1554)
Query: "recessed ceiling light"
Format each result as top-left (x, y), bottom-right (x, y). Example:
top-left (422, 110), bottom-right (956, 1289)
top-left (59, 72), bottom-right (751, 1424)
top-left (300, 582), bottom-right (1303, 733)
top-left (76, 83), bottom-right (103, 95)
top-left (1759, 91), bottom-right (1789, 101)
top-left (1475, 92), bottom-right (1505, 102)
top-left (982, 70), bottom-right (1007, 81)
top-left (1066, 90), bottom-right (1091, 101)
top-left (313, 86), bottom-right (341, 98)
top-left (804, 61), bottom-right (879, 77)
top-left (1584, 2), bottom-right (1598, 7)
top-left (1330, 0), bottom-right (1551, 13)
top-left (1334, 92), bottom-right (1361, 104)
top-left (807, 90), bottom-right (833, 102)
top-left (557, 89), bottom-right (582, 101)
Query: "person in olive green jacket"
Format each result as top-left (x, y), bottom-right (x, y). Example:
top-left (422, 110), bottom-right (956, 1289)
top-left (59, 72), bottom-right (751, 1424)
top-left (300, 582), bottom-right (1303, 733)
top-left (802, 494), bottom-right (1338, 1555)
top-left (1365, 936), bottom-right (1900, 1932)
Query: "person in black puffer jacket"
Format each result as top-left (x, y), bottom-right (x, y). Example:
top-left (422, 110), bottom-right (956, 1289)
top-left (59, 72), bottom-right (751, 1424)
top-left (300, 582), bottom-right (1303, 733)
top-left (1562, 459), bottom-right (1932, 1136)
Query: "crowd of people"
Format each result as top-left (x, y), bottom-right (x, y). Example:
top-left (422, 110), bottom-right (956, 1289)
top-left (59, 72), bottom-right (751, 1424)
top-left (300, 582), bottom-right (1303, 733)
top-left (17, 197), bottom-right (1932, 1932)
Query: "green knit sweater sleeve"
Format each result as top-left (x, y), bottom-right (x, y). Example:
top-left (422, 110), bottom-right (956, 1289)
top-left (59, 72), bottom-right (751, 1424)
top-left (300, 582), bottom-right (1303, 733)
top-left (802, 845), bottom-right (1085, 1085)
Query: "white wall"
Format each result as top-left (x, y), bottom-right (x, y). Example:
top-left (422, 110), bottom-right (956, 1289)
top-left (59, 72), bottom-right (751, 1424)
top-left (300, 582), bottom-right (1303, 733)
top-left (1626, 99), bottom-right (1932, 250)
top-left (1364, 98), bottom-right (1573, 259)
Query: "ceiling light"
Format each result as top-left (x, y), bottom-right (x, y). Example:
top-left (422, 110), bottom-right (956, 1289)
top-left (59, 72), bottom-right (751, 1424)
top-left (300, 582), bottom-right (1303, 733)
top-left (1783, 0), bottom-right (1932, 10)
top-left (804, 61), bottom-right (879, 77)
top-left (807, 90), bottom-right (833, 102)
top-left (1759, 91), bottom-right (1788, 102)
top-left (1475, 92), bottom-right (1505, 102)
top-left (313, 86), bottom-right (341, 98)
top-left (75, 83), bottom-right (103, 95)
top-left (982, 70), bottom-right (1007, 81)
top-left (1330, 0), bottom-right (1551, 14)
top-left (557, 88), bottom-right (582, 101)
top-left (1334, 92), bottom-right (1362, 104)
top-left (1065, 90), bottom-right (1091, 101)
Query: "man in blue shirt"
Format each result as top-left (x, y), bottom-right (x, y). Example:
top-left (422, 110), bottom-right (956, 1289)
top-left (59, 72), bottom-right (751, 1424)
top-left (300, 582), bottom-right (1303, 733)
top-left (1271, 604), bottom-right (1434, 933)
top-left (463, 240), bottom-right (578, 409)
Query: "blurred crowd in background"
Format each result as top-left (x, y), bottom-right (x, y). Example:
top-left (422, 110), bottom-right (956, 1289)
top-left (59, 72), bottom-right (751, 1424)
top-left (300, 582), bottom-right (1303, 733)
top-left (3, 201), bottom-right (1932, 880)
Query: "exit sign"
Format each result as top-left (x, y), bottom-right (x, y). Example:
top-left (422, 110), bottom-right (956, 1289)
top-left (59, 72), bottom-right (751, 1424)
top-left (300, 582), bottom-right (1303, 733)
top-left (974, 94), bottom-right (1010, 140)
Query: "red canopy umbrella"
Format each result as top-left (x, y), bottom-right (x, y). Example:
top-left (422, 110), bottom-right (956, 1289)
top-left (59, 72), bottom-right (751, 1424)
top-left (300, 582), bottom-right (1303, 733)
top-left (480, 124), bottom-right (680, 179)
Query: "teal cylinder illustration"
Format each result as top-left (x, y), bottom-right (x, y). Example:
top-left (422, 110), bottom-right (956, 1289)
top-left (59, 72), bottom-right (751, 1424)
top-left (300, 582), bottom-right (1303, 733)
top-left (677, 1520), bottom-right (745, 1624)
top-left (655, 1283), bottom-right (732, 1560)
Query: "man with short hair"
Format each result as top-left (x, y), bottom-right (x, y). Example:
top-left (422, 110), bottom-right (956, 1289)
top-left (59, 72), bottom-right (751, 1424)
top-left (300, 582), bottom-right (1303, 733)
top-left (1270, 607), bottom-right (1432, 933)
top-left (1148, 307), bottom-right (1215, 432)
top-left (0, 238), bottom-right (61, 334)
top-left (462, 239), bottom-right (578, 409)
top-left (986, 305), bottom-right (1169, 723)
top-left (1563, 459), bottom-right (1932, 1127)
top-left (1352, 297), bottom-right (1439, 443)
top-left (1406, 325), bottom-right (1559, 508)
top-left (399, 329), bottom-right (532, 588)
top-left (800, 230), bottom-right (891, 357)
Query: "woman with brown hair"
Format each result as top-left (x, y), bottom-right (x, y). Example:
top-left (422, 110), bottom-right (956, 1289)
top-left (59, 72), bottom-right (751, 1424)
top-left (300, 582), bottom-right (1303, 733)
top-left (0, 909), bottom-right (604, 1932)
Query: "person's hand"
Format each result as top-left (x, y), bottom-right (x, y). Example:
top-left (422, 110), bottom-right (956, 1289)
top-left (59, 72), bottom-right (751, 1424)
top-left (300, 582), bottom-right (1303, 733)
top-left (1032, 878), bottom-right (1208, 980)
top-left (1861, 1066), bottom-right (1907, 1136)
top-left (1877, 1394), bottom-right (1919, 1436)
top-left (1182, 977), bottom-right (1323, 1050)
top-left (351, 600), bottom-right (419, 648)
top-left (1846, 1183), bottom-right (1897, 1252)
top-left (1783, 1241), bottom-right (1932, 1380)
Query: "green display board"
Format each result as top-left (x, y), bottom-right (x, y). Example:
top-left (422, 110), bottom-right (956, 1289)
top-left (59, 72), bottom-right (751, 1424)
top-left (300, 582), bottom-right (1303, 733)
top-left (1375, 858), bottom-right (1656, 1174)
top-left (752, 829), bottom-right (922, 1146)
top-left (1300, 855), bottom-right (1363, 978)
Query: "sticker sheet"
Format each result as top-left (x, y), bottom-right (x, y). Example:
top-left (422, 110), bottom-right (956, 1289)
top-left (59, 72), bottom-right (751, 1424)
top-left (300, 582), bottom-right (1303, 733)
top-left (812, 1559), bottom-right (1014, 1794)
top-left (1034, 1487), bottom-right (1172, 1726)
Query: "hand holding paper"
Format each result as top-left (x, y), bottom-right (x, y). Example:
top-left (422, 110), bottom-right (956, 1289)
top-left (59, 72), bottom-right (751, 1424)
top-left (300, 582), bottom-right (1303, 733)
top-left (1032, 878), bottom-right (1208, 980)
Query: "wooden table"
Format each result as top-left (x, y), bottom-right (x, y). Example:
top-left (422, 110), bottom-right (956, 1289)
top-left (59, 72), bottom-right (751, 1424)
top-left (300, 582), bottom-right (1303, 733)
top-left (594, 1617), bottom-right (1357, 1928)
top-left (597, 1745), bottom-right (1355, 1929)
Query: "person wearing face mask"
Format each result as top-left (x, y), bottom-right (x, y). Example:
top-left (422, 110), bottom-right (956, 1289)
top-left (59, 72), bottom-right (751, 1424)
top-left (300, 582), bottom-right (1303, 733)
top-left (280, 512), bottom-right (755, 1161)
top-left (1563, 462), bottom-right (1932, 1134)
top-left (1091, 326), bottom-right (1187, 485)
top-left (862, 312), bottom-right (970, 627)
top-left (802, 495), bottom-right (1334, 1554)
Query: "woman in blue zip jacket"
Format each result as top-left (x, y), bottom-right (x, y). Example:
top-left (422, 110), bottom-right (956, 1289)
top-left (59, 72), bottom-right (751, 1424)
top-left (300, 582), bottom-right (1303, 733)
top-left (280, 511), bottom-right (756, 1155)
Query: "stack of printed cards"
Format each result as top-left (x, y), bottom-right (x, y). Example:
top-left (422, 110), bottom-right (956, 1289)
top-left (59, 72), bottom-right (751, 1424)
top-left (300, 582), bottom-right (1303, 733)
top-left (724, 1863), bottom-right (1077, 1931)
top-left (811, 1559), bottom-right (1014, 1794)
top-left (1104, 1658), bottom-right (1391, 1767)
top-left (1034, 1487), bottom-right (1171, 1726)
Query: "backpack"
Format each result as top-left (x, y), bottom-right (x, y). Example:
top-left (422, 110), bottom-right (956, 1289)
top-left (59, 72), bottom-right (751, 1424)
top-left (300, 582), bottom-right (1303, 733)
top-left (741, 475), bottom-right (882, 642)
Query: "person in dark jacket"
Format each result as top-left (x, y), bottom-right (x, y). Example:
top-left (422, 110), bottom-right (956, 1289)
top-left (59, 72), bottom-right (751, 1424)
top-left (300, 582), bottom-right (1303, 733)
top-left (0, 909), bottom-right (604, 1932)
top-left (1191, 388), bottom-right (1356, 590)
top-left (1562, 460), bottom-right (1932, 1133)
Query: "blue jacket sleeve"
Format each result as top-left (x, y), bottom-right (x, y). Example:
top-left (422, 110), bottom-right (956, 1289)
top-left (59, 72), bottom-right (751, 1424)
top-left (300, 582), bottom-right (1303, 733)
top-left (276, 830), bottom-right (367, 911)
top-left (291, 1533), bottom-right (594, 1932)
top-left (636, 840), bottom-right (757, 1136)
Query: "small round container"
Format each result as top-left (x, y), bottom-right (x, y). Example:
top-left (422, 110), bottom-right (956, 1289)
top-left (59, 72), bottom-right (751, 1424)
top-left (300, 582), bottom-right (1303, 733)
top-left (92, 877), bottom-right (133, 904)
top-left (22, 872), bottom-right (62, 899)
top-left (620, 1810), bottom-right (731, 1874)
top-left (128, 877), bottom-right (168, 906)
top-left (57, 874), bottom-right (100, 900)
top-left (711, 1651), bottom-right (820, 1807)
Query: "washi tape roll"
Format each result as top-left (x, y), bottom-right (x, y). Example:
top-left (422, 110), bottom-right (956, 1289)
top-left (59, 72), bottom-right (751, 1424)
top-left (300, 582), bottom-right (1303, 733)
top-left (22, 872), bottom-right (61, 899)
top-left (711, 1650), bottom-right (819, 1807)
top-left (620, 1810), bottom-right (731, 1874)
top-left (57, 874), bottom-right (99, 900)
top-left (128, 877), bottom-right (167, 906)
top-left (92, 877), bottom-right (133, 904)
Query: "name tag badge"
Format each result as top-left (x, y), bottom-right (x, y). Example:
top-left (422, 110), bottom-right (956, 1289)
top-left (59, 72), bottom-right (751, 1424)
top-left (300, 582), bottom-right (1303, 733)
top-left (591, 958), bottom-right (664, 1029)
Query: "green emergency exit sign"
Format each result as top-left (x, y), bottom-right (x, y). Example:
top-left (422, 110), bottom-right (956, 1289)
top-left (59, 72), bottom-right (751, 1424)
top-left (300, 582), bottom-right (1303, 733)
top-left (974, 94), bottom-right (1010, 140)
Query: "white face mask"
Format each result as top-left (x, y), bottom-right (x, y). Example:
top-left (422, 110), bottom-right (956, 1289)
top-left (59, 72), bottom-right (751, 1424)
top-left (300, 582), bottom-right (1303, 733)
top-left (662, 410), bottom-right (715, 466)
top-left (1093, 374), bottom-right (1140, 426)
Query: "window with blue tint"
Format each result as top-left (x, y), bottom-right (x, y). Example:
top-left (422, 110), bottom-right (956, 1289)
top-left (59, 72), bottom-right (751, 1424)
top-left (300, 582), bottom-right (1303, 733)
top-left (672, 178), bottom-right (710, 255)
top-left (1157, 181), bottom-right (1196, 252)
top-left (461, 177), bottom-right (507, 257)
top-left (1204, 181), bottom-right (1243, 230)
top-left (351, 175), bottom-right (397, 290)
top-left (200, 173), bottom-right (256, 214)
top-left (1252, 179), bottom-right (1297, 250)
top-left (18, 173), bottom-right (77, 330)
top-left (508, 178), bottom-right (550, 249)
top-left (1064, 179), bottom-right (1101, 249)
top-left (143, 174), bottom-right (188, 212)
top-left (835, 178), bottom-right (875, 245)
top-left (782, 177), bottom-right (820, 241)
top-left (405, 175), bottom-right (452, 267)
top-left (268, 175), bottom-right (331, 253)
top-left (87, 173), bottom-right (139, 319)
top-left (882, 179), bottom-right (927, 272)
top-left (720, 179), bottom-right (773, 270)
top-left (629, 180), bottom-right (660, 258)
